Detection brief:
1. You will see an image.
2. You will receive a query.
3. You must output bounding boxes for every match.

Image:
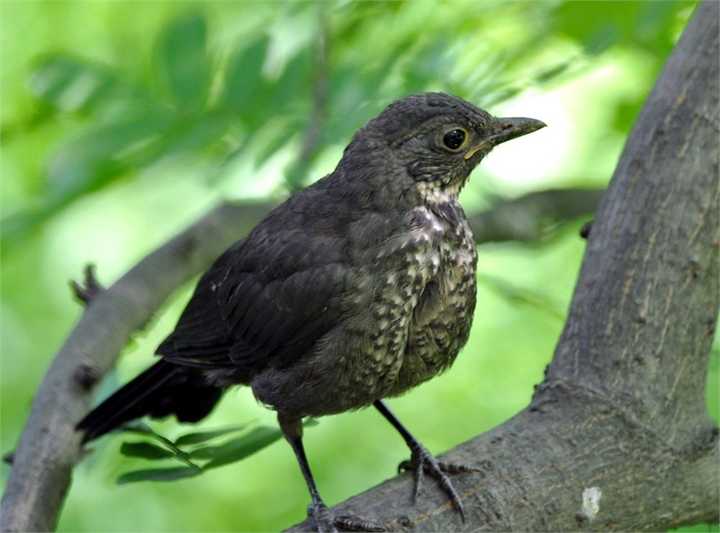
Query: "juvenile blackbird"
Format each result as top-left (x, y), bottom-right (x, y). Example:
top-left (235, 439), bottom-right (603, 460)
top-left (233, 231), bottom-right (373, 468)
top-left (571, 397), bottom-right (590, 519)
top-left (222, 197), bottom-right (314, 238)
top-left (78, 92), bottom-right (544, 532)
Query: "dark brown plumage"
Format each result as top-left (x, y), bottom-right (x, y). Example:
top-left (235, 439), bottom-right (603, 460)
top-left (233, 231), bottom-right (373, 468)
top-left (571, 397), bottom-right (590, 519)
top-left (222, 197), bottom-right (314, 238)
top-left (78, 92), bottom-right (544, 532)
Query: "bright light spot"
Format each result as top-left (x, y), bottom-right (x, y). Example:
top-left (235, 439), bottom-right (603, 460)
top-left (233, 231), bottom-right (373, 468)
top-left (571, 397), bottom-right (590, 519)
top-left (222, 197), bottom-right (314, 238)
top-left (581, 486), bottom-right (602, 521)
top-left (57, 72), bottom-right (102, 111)
top-left (483, 88), bottom-right (571, 190)
top-left (481, 53), bottom-right (647, 194)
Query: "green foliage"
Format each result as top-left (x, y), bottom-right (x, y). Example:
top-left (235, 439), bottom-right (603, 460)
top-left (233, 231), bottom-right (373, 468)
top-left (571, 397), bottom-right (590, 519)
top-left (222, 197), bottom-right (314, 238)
top-left (156, 13), bottom-right (212, 110)
top-left (113, 420), bottom-right (319, 483)
top-left (1, 0), bottom-right (695, 245)
top-left (174, 424), bottom-right (251, 446)
top-left (116, 466), bottom-right (202, 485)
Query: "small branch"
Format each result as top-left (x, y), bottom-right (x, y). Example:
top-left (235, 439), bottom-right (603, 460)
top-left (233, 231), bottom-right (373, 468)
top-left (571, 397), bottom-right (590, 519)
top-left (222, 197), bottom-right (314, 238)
top-left (579, 220), bottom-right (593, 239)
top-left (469, 188), bottom-right (603, 243)
top-left (69, 264), bottom-right (104, 305)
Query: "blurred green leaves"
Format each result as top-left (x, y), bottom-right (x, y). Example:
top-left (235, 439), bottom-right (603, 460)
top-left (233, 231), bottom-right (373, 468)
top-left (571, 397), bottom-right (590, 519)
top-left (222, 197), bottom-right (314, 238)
top-left (221, 36), bottom-right (269, 114)
top-left (156, 13), bottom-right (212, 111)
top-left (553, 0), bottom-right (684, 56)
top-left (48, 111), bottom-right (173, 201)
top-left (29, 55), bottom-right (121, 113)
top-left (115, 418), bottom-right (317, 484)
top-left (2, 1), bottom-right (695, 248)
top-left (116, 422), bottom-right (282, 484)
top-left (2, 11), bottom-right (310, 245)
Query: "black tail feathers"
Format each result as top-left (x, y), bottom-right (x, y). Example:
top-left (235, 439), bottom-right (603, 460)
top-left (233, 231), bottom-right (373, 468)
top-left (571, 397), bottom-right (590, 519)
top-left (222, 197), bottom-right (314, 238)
top-left (77, 360), bottom-right (222, 443)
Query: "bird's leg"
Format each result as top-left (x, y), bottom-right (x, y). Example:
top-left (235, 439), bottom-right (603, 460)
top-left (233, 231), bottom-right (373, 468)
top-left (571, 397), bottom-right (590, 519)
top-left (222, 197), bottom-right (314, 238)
top-left (373, 400), bottom-right (478, 522)
top-left (278, 414), bottom-right (384, 533)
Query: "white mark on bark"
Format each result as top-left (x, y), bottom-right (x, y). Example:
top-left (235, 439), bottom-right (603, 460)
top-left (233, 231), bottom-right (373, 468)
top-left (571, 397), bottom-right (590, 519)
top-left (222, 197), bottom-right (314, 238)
top-left (581, 487), bottom-right (602, 522)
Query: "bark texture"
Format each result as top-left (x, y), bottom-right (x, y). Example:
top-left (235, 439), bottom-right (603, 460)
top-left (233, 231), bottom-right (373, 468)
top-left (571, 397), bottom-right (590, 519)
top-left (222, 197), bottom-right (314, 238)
top-left (285, 1), bottom-right (719, 530)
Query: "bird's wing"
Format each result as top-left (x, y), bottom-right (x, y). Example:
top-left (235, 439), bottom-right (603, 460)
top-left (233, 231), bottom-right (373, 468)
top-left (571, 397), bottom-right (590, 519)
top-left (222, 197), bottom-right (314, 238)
top-left (156, 196), bottom-right (356, 376)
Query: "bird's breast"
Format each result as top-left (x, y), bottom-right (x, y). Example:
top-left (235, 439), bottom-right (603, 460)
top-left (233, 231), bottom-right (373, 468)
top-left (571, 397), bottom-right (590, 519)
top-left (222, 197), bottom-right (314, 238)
top-left (347, 201), bottom-right (478, 399)
top-left (392, 201), bottom-right (478, 393)
top-left (284, 201), bottom-right (477, 415)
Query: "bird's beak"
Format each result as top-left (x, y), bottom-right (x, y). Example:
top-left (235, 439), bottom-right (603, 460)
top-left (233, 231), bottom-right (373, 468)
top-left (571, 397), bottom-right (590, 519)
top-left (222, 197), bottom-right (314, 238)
top-left (464, 116), bottom-right (546, 160)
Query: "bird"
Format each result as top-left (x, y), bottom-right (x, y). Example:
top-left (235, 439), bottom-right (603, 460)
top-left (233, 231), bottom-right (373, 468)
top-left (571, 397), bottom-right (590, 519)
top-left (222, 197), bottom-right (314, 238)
top-left (77, 92), bottom-right (544, 532)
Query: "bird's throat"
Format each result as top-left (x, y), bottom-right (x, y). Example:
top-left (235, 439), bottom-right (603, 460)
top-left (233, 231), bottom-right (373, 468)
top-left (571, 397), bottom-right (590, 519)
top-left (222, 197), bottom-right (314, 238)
top-left (415, 176), bottom-right (467, 205)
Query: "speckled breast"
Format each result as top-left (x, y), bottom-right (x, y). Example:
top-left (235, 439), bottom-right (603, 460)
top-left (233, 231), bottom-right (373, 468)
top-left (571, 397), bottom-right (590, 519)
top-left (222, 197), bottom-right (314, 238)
top-left (393, 200), bottom-right (477, 394)
top-left (349, 199), bottom-right (478, 403)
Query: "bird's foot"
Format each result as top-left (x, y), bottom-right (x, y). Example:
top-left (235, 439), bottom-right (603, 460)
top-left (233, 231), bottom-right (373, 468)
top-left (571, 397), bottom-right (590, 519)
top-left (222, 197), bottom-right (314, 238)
top-left (398, 444), bottom-right (479, 522)
top-left (308, 502), bottom-right (385, 532)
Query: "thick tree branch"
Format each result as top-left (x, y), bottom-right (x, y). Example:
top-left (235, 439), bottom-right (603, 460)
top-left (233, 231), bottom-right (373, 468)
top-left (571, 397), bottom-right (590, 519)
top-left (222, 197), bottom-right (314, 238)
top-left (283, 1), bottom-right (719, 529)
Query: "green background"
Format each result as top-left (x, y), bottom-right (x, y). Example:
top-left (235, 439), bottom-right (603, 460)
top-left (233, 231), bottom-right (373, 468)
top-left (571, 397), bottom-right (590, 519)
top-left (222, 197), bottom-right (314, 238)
top-left (1, 1), bottom-right (716, 531)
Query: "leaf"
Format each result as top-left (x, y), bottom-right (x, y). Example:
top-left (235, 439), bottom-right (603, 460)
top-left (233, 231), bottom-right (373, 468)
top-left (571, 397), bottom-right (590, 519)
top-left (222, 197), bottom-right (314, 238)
top-left (156, 12), bottom-right (211, 110)
top-left (220, 35), bottom-right (270, 113)
top-left (551, 0), bottom-right (684, 56)
top-left (116, 466), bottom-right (201, 485)
top-left (120, 424), bottom-right (199, 469)
top-left (120, 441), bottom-right (174, 460)
top-left (534, 62), bottom-right (571, 84)
top-left (0, 110), bottom-right (172, 246)
top-left (264, 47), bottom-right (312, 113)
top-left (190, 426), bottom-right (282, 469)
top-left (174, 424), bottom-right (250, 447)
top-left (29, 54), bottom-right (118, 112)
top-left (46, 110), bottom-right (173, 202)
top-left (121, 423), bottom-right (156, 436)
top-left (253, 117), bottom-right (300, 166)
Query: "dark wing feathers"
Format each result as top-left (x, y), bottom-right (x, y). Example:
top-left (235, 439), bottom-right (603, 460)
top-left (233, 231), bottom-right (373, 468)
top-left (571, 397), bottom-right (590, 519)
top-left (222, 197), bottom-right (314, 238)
top-left (158, 196), bottom-right (353, 377)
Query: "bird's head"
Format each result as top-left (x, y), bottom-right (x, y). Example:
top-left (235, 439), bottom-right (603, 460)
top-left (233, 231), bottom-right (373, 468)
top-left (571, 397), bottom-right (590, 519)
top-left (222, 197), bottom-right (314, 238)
top-left (355, 92), bottom-right (545, 200)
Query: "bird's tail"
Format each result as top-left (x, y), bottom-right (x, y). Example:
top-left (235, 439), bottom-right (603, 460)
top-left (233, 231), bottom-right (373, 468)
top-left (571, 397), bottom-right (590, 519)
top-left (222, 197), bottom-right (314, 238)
top-left (77, 360), bottom-right (222, 443)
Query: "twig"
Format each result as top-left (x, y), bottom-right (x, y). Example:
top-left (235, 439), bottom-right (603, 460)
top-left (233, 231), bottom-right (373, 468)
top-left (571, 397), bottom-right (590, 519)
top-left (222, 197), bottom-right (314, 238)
top-left (69, 264), bottom-right (104, 305)
top-left (469, 188), bottom-right (603, 243)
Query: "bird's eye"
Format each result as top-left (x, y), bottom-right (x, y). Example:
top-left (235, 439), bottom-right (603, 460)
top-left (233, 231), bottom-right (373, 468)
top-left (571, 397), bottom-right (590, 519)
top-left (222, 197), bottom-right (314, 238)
top-left (442, 128), bottom-right (467, 151)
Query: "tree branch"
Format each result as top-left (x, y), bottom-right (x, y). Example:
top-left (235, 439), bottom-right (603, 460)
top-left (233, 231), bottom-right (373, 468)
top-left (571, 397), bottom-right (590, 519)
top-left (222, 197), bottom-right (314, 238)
top-left (283, 1), bottom-right (718, 529)
top-left (469, 188), bottom-right (603, 243)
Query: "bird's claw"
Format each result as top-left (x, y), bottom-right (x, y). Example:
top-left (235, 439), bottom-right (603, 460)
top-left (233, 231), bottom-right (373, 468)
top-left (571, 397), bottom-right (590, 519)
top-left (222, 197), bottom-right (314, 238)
top-left (397, 445), bottom-right (476, 522)
top-left (308, 502), bottom-right (385, 532)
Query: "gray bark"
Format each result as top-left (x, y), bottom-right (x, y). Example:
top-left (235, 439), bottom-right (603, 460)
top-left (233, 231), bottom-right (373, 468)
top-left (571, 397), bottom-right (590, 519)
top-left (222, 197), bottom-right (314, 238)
top-left (285, 1), bottom-right (719, 530)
